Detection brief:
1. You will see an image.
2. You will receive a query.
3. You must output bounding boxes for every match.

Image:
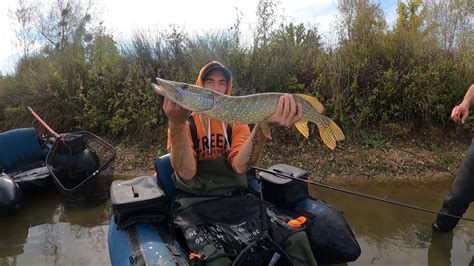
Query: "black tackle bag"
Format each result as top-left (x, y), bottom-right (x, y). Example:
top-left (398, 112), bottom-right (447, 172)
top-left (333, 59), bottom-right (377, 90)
top-left (111, 175), bottom-right (168, 229)
top-left (259, 164), bottom-right (309, 209)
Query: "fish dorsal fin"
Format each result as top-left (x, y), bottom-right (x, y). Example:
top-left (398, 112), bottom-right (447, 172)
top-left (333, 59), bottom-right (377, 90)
top-left (295, 94), bottom-right (324, 113)
top-left (295, 120), bottom-right (310, 138)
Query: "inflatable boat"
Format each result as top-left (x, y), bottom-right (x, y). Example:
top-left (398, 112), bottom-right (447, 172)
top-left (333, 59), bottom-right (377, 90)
top-left (0, 128), bottom-right (53, 216)
top-left (0, 127), bottom-right (116, 216)
top-left (108, 154), bottom-right (361, 265)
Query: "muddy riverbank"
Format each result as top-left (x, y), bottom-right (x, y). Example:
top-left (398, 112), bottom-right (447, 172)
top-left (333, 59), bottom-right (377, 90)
top-left (112, 128), bottom-right (471, 184)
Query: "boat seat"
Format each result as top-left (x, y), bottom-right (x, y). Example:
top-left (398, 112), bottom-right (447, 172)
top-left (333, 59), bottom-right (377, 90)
top-left (154, 154), bottom-right (178, 203)
top-left (0, 128), bottom-right (48, 173)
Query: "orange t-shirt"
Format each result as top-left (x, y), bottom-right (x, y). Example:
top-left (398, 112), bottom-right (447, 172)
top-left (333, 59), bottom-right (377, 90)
top-left (167, 112), bottom-right (250, 172)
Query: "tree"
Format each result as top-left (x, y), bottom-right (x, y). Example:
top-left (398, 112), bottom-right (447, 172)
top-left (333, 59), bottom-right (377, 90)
top-left (396, 0), bottom-right (432, 34)
top-left (248, 0), bottom-right (281, 92)
top-left (10, 0), bottom-right (39, 56)
top-left (425, 0), bottom-right (473, 51)
top-left (254, 0), bottom-right (279, 48)
top-left (336, 0), bottom-right (357, 41)
top-left (336, 0), bottom-right (386, 45)
top-left (11, 0), bottom-right (102, 53)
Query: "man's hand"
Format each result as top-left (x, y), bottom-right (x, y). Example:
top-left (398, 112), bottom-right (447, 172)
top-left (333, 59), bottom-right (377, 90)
top-left (163, 98), bottom-right (190, 126)
top-left (266, 94), bottom-right (303, 127)
top-left (451, 102), bottom-right (469, 124)
top-left (163, 97), bottom-right (196, 180)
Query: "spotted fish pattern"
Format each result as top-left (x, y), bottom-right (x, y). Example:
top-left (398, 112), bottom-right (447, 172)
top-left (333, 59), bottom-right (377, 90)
top-left (152, 78), bottom-right (344, 149)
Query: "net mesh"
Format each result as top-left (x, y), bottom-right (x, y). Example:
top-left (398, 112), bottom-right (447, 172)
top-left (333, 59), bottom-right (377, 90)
top-left (46, 131), bottom-right (116, 202)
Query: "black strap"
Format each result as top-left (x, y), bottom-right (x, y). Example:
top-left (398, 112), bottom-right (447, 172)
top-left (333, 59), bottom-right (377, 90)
top-left (188, 116), bottom-right (199, 152)
top-left (232, 236), bottom-right (295, 266)
top-left (155, 224), bottom-right (188, 266)
top-left (187, 116), bottom-right (232, 153)
top-left (126, 226), bottom-right (146, 265)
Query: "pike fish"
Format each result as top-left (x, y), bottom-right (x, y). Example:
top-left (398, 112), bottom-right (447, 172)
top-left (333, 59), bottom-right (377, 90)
top-left (152, 78), bottom-right (344, 149)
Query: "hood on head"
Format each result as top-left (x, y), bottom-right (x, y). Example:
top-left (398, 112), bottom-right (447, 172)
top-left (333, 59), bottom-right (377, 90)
top-left (195, 61), bottom-right (233, 95)
top-left (195, 61), bottom-right (233, 153)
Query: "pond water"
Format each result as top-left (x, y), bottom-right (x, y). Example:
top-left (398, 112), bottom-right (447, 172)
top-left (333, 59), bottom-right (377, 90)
top-left (312, 179), bottom-right (474, 265)
top-left (0, 176), bottom-right (473, 265)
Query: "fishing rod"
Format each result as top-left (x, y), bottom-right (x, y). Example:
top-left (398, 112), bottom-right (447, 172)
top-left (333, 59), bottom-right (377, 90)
top-left (252, 166), bottom-right (474, 222)
top-left (27, 106), bottom-right (60, 138)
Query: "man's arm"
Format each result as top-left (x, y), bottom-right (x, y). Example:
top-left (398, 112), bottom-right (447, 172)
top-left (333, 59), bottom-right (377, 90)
top-left (163, 98), bottom-right (196, 180)
top-left (452, 84), bottom-right (474, 124)
top-left (232, 95), bottom-right (303, 174)
top-left (232, 124), bottom-right (267, 174)
top-left (461, 84), bottom-right (474, 107)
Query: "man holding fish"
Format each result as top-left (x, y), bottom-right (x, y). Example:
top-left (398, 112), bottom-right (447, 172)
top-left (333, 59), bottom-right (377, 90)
top-left (159, 61), bottom-right (319, 265)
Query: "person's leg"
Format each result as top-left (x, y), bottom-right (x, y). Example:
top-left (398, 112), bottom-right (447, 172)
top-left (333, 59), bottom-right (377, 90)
top-left (204, 256), bottom-right (232, 266)
top-left (427, 229), bottom-right (453, 266)
top-left (434, 139), bottom-right (474, 232)
top-left (281, 231), bottom-right (317, 266)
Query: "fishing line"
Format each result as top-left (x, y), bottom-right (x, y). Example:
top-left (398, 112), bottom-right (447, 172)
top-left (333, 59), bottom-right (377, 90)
top-left (252, 166), bottom-right (474, 222)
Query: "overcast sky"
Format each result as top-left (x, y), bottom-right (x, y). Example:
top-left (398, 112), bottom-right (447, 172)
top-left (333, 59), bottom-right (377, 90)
top-left (0, 0), bottom-right (397, 74)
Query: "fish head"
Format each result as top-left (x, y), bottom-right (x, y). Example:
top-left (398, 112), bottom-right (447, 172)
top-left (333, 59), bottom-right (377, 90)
top-left (153, 78), bottom-right (215, 112)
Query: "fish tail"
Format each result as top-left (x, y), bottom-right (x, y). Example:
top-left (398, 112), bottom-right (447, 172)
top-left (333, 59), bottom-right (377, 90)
top-left (312, 115), bottom-right (345, 149)
top-left (295, 93), bottom-right (344, 148)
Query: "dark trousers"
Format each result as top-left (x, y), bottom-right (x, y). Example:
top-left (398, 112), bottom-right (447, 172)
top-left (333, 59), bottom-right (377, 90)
top-left (434, 138), bottom-right (474, 232)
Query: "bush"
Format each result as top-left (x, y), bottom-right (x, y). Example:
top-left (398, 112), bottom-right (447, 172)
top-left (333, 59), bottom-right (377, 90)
top-left (1, 0), bottom-right (472, 143)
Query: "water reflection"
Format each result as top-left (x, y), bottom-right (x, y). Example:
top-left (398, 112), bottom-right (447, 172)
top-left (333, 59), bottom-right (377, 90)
top-left (0, 176), bottom-right (473, 265)
top-left (310, 178), bottom-right (474, 265)
top-left (0, 193), bottom-right (111, 265)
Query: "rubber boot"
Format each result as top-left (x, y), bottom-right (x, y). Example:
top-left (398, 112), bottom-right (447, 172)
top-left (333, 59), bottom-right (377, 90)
top-left (433, 138), bottom-right (474, 232)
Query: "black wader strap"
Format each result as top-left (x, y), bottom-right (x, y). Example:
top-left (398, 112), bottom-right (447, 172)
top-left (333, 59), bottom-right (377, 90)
top-left (188, 116), bottom-right (199, 153)
top-left (155, 224), bottom-right (188, 266)
top-left (126, 226), bottom-right (146, 265)
top-left (187, 116), bottom-right (233, 152)
top-left (232, 237), bottom-right (295, 266)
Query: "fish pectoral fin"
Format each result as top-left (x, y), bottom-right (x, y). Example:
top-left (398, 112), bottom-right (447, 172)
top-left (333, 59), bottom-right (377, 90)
top-left (295, 94), bottom-right (325, 113)
top-left (259, 121), bottom-right (272, 140)
top-left (199, 114), bottom-right (208, 135)
top-left (295, 120), bottom-right (310, 138)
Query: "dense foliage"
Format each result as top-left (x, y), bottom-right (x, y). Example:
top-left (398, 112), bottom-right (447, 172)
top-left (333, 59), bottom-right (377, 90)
top-left (0, 0), bottom-right (472, 142)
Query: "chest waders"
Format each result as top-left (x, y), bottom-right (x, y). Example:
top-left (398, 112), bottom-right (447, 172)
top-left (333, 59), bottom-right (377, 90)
top-left (434, 138), bottom-right (474, 232)
top-left (171, 155), bottom-right (299, 265)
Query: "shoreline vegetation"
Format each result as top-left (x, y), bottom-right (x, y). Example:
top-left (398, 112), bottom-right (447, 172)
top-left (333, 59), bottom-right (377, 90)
top-left (1, 0), bottom-right (472, 184)
top-left (113, 128), bottom-right (470, 184)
